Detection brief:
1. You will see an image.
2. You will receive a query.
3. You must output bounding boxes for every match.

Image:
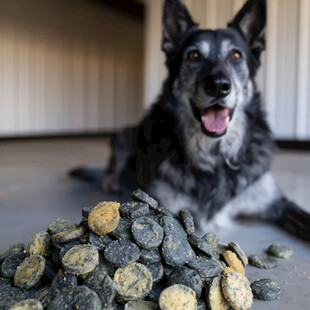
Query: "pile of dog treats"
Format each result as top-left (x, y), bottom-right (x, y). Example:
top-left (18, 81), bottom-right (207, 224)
top-left (0, 189), bottom-right (289, 310)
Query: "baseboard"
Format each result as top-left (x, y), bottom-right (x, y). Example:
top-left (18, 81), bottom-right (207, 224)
top-left (275, 140), bottom-right (310, 150)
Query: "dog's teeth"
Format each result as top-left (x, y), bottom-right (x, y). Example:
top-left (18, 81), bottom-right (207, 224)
top-left (226, 116), bottom-right (230, 124)
top-left (201, 116), bottom-right (205, 122)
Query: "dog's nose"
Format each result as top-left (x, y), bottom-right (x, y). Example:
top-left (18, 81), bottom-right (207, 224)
top-left (205, 74), bottom-right (231, 99)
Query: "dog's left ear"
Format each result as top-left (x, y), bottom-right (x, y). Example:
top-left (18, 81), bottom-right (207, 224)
top-left (229, 0), bottom-right (266, 59)
top-left (162, 0), bottom-right (197, 57)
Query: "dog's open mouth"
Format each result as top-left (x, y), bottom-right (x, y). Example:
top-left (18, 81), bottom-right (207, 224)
top-left (190, 101), bottom-right (233, 138)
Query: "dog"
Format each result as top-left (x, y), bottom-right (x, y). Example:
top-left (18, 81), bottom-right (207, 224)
top-left (71, 0), bottom-right (310, 240)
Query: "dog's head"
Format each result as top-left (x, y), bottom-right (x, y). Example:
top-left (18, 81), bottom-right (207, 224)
top-left (162, 0), bottom-right (266, 138)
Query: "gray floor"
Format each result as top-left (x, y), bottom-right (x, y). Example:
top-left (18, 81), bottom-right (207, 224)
top-left (0, 138), bottom-right (310, 309)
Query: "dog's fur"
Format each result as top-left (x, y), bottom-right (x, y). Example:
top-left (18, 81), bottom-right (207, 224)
top-left (71, 0), bottom-right (310, 239)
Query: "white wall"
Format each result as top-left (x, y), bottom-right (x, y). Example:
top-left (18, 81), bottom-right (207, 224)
top-left (144, 0), bottom-right (310, 140)
top-left (0, 0), bottom-right (144, 137)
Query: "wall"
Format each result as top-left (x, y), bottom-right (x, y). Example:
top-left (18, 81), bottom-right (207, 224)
top-left (144, 0), bottom-right (310, 140)
top-left (0, 0), bottom-right (144, 137)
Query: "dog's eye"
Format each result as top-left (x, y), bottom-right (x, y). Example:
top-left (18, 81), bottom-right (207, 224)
top-left (187, 50), bottom-right (201, 61)
top-left (231, 50), bottom-right (242, 61)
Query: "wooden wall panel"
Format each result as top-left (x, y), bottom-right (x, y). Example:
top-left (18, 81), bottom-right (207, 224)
top-left (0, 0), bottom-right (144, 137)
top-left (144, 0), bottom-right (310, 140)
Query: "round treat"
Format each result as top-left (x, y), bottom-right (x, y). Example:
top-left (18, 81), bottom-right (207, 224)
top-left (0, 244), bottom-right (24, 263)
top-left (145, 262), bottom-right (164, 284)
top-left (188, 235), bottom-right (218, 258)
top-left (162, 234), bottom-right (195, 267)
top-left (202, 233), bottom-right (219, 247)
top-left (132, 217), bottom-right (164, 249)
top-left (104, 240), bottom-right (140, 268)
top-left (251, 278), bottom-right (281, 301)
top-left (62, 244), bottom-right (99, 275)
top-left (221, 272), bottom-right (253, 310)
top-left (52, 227), bottom-right (84, 244)
top-left (47, 219), bottom-right (78, 235)
top-left (113, 262), bottom-right (153, 301)
top-left (88, 201), bottom-right (120, 235)
top-left (0, 277), bottom-right (12, 288)
top-left (0, 287), bottom-right (28, 309)
top-left (187, 257), bottom-right (222, 278)
top-left (89, 232), bottom-right (113, 252)
top-left (179, 209), bottom-right (195, 235)
top-left (160, 216), bottom-right (187, 240)
top-left (139, 248), bottom-right (162, 264)
top-left (267, 244), bottom-right (294, 259)
top-left (125, 300), bottom-right (159, 310)
top-left (32, 287), bottom-right (55, 308)
top-left (1, 253), bottom-right (26, 279)
top-left (48, 285), bottom-right (101, 310)
top-left (111, 218), bottom-right (133, 240)
top-left (26, 232), bottom-right (51, 257)
top-left (159, 284), bottom-right (196, 310)
top-left (51, 270), bottom-right (78, 292)
top-left (8, 299), bottom-right (43, 310)
top-left (14, 255), bottom-right (46, 289)
top-left (207, 276), bottom-right (229, 310)
top-left (248, 254), bottom-right (277, 269)
top-left (228, 242), bottom-right (248, 266)
top-left (59, 241), bottom-right (81, 259)
top-left (167, 266), bottom-right (203, 298)
top-left (223, 250), bottom-right (245, 275)
top-left (120, 202), bottom-right (150, 219)
top-left (131, 189), bottom-right (158, 209)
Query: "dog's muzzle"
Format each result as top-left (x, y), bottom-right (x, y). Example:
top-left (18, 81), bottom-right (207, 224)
top-left (190, 100), bottom-right (234, 138)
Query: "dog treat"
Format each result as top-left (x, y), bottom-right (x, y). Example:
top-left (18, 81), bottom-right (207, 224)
top-left (111, 218), bottom-right (133, 240)
top-left (47, 219), bottom-right (78, 235)
top-left (228, 242), bottom-right (248, 266)
top-left (221, 272), bottom-right (253, 310)
top-left (207, 276), bottom-right (230, 310)
top-left (267, 244), bottom-right (294, 259)
top-left (131, 189), bottom-right (159, 209)
top-left (48, 285), bottom-right (102, 310)
top-left (120, 201), bottom-right (150, 219)
top-left (187, 256), bottom-right (223, 278)
top-left (159, 284), bottom-right (197, 310)
top-left (162, 234), bottom-right (195, 267)
top-left (166, 266), bottom-right (203, 298)
top-left (88, 201), bottom-right (120, 235)
top-left (51, 227), bottom-right (84, 245)
top-left (251, 279), bottom-right (281, 301)
top-left (104, 240), bottom-right (140, 267)
top-left (0, 189), bottom-right (289, 309)
top-left (89, 232), bottom-right (113, 251)
top-left (179, 209), bottom-right (195, 235)
top-left (248, 254), bottom-right (277, 269)
top-left (0, 244), bottom-right (25, 263)
top-left (125, 300), bottom-right (159, 310)
top-left (26, 232), bottom-right (51, 257)
top-left (132, 217), bottom-right (164, 249)
top-left (8, 299), bottom-right (43, 310)
top-left (14, 255), bottom-right (46, 289)
top-left (1, 254), bottom-right (26, 279)
top-left (62, 244), bottom-right (99, 275)
top-left (113, 262), bottom-right (153, 301)
top-left (223, 250), bottom-right (245, 275)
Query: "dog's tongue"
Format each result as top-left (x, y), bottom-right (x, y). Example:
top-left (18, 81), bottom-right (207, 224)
top-left (201, 106), bottom-right (230, 133)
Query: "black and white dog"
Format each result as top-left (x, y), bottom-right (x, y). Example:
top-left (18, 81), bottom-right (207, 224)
top-left (72, 0), bottom-right (310, 240)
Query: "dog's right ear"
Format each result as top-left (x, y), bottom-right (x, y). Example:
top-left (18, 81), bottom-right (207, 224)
top-left (162, 0), bottom-right (197, 57)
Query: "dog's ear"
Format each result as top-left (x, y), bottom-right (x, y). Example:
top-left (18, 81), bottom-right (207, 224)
top-left (229, 0), bottom-right (266, 59)
top-left (162, 0), bottom-right (197, 57)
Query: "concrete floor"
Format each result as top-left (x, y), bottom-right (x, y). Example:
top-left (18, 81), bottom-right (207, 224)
top-left (0, 138), bottom-right (310, 309)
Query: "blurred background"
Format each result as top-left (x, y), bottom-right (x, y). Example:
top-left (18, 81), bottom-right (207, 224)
top-left (0, 0), bottom-right (309, 248)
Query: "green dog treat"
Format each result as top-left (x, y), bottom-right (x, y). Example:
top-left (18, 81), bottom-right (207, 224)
top-left (0, 244), bottom-right (24, 263)
top-left (125, 300), bottom-right (159, 310)
top-left (267, 244), bottom-right (294, 259)
top-left (159, 284), bottom-right (196, 310)
top-left (1, 253), bottom-right (26, 279)
top-left (228, 242), bottom-right (248, 266)
top-left (62, 244), bottom-right (99, 275)
top-left (251, 278), bottom-right (281, 301)
top-left (47, 219), bottom-right (78, 235)
top-left (52, 227), bottom-right (84, 245)
top-left (14, 255), bottom-right (46, 289)
top-left (131, 189), bottom-right (159, 209)
top-left (248, 254), bottom-right (277, 269)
